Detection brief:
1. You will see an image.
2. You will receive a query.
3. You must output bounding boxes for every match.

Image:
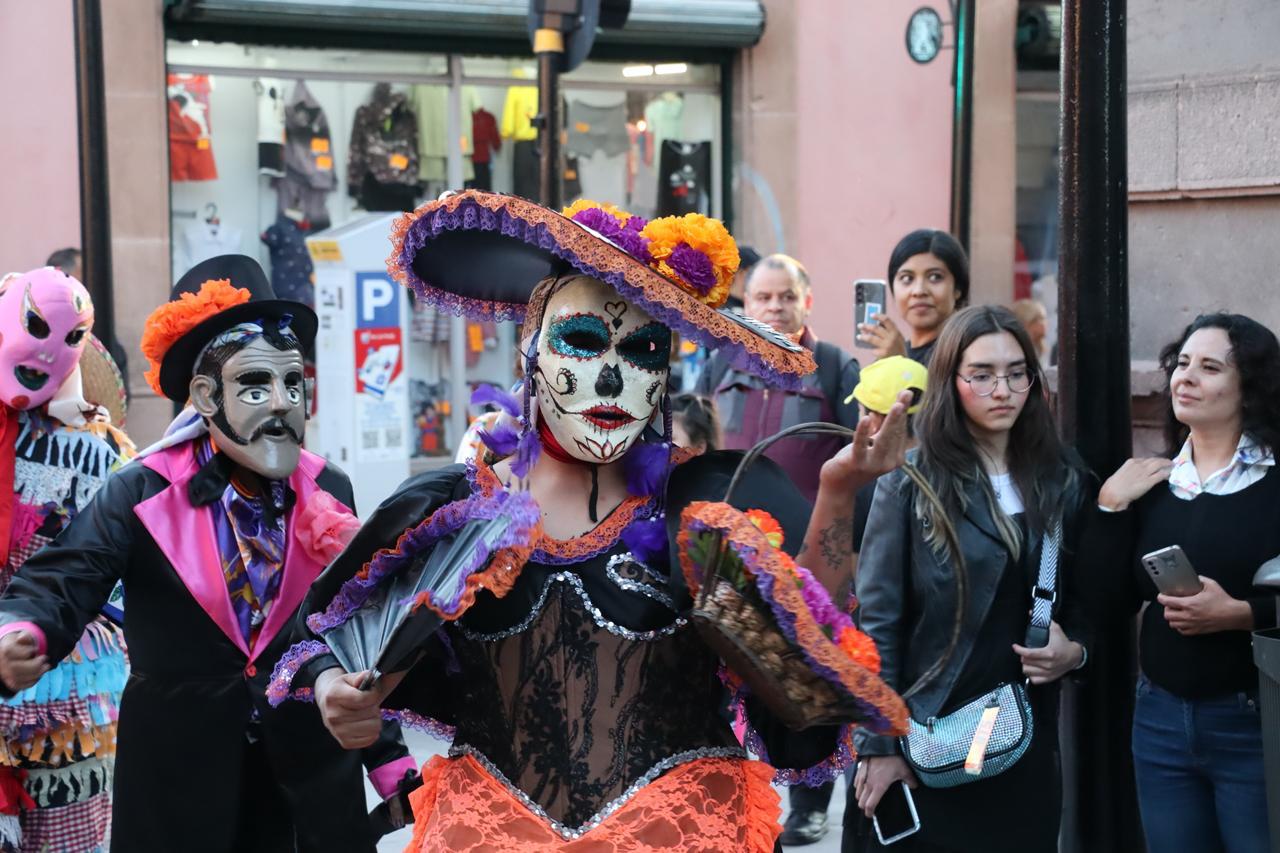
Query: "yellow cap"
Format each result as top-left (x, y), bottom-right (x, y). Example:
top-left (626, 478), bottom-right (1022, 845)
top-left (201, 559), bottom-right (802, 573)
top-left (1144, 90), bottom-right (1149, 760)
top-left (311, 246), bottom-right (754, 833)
top-left (845, 355), bottom-right (928, 414)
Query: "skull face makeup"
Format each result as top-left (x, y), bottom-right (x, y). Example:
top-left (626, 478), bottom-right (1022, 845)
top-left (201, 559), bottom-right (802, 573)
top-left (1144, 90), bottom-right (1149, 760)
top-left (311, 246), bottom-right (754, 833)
top-left (0, 268), bottom-right (93, 411)
top-left (190, 336), bottom-right (308, 481)
top-left (535, 276), bottom-right (671, 464)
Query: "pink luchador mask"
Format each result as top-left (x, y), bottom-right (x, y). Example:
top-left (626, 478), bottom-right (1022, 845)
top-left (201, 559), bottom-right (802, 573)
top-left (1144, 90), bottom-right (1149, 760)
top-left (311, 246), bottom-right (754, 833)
top-left (0, 268), bottom-right (93, 411)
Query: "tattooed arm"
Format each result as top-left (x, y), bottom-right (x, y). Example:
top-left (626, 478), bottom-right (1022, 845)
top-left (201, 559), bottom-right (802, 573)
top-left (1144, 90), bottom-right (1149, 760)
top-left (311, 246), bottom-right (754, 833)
top-left (798, 392), bottom-right (911, 598)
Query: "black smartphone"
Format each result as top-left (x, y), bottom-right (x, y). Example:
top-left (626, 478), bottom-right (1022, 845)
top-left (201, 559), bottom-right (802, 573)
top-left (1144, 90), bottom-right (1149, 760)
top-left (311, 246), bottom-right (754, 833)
top-left (854, 279), bottom-right (888, 330)
top-left (873, 780), bottom-right (921, 845)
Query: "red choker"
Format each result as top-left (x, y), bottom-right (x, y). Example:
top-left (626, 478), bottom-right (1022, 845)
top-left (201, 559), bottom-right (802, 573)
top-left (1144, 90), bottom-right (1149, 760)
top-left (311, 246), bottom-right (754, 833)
top-left (537, 418), bottom-right (587, 466)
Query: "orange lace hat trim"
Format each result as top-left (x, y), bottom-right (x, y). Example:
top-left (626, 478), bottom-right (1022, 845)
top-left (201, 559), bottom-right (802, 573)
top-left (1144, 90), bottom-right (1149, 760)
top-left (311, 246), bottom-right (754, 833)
top-left (140, 279), bottom-right (251, 396)
top-left (407, 752), bottom-right (782, 853)
top-left (386, 190), bottom-right (815, 384)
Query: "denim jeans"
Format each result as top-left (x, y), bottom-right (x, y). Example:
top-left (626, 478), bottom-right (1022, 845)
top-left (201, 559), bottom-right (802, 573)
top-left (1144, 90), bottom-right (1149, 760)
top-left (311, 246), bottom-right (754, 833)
top-left (1132, 673), bottom-right (1270, 853)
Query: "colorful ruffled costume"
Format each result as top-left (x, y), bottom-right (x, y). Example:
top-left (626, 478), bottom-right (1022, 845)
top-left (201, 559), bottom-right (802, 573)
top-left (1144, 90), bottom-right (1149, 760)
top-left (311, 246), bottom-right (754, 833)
top-left (0, 415), bottom-right (132, 852)
top-left (270, 193), bottom-right (908, 852)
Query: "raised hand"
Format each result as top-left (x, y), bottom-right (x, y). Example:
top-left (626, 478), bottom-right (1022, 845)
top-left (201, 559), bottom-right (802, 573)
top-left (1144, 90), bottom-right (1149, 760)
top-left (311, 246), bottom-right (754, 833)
top-left (856, 313), bottom-right (908, 362)
top-left (1098, 457), bottom-right (1173, 511)
top-left (315, 667), bottom-right (385, 749)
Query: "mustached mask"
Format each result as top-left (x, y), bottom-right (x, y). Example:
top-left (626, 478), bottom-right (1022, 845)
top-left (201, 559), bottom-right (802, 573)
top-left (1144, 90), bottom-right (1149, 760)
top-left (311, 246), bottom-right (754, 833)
top-left (534, 276), bottom-right (670, 464)
top-left (0, 268), bottom-right (93, 411)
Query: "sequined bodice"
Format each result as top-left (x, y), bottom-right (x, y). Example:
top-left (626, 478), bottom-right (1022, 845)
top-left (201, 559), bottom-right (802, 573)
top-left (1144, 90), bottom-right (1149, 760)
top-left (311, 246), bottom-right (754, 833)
top-left (446, 549), bottom-right (743, 836)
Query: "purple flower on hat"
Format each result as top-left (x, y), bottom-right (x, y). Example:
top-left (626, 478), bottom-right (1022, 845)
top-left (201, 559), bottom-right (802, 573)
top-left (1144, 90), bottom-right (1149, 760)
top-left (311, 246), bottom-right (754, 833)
top-left (569, 207), bottom-right (652, 263)
top-left (666, 243), bottom-right (718, 296)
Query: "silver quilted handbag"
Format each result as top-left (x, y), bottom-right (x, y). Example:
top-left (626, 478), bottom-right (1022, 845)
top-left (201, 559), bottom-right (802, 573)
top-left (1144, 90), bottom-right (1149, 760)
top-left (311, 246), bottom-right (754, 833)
top-left (899, 681), bottom-right (1033, 788)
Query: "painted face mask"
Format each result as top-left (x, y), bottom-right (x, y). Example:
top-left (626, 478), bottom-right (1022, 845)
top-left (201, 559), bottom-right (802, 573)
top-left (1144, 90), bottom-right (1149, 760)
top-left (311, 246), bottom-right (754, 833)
top-left (0, 268), bottom-right (93, 411)
top-left (197, 335), bottom-right (308, 481)
top-left (535, 276), bottom-right (671, 464)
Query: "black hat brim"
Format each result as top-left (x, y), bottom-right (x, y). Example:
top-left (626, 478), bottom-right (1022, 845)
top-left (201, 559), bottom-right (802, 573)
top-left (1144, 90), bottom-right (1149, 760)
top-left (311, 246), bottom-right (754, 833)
top-left (157, 299), bottom-right (318, 402)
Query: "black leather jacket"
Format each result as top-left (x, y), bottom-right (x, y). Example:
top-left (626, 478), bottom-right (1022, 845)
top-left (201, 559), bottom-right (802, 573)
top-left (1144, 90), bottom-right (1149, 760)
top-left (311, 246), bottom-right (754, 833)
top-left (853, 457), bottom-right (1092, 757)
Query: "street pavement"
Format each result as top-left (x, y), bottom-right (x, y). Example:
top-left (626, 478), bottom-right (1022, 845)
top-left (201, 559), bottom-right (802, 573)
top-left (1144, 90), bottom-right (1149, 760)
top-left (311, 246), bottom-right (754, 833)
top-left (371, 729), bottom-right (848, 852)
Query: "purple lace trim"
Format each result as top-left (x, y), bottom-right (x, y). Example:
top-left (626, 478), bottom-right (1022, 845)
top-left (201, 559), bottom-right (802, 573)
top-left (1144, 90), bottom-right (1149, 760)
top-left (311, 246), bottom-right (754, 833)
top-left (266, 639), bottom-right (331, 707)
top-left (308, 490), bottom-right (539, 635)
top-left (394, 197), bottom-right (802, 390)
top-left (383, 708), bottom-right (457, 741)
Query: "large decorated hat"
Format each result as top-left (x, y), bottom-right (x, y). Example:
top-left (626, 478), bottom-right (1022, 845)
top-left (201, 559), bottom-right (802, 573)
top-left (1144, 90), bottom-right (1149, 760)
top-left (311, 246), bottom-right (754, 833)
top-left (388, 191), bottom-right (815, 386)
top-left (141, 254), bottom-right (318, 401)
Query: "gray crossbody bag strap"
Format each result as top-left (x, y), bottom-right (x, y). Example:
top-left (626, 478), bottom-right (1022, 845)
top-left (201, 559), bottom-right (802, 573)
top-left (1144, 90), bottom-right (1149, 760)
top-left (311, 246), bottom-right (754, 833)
top-left (1023, 517), bottom-right (1063, 649)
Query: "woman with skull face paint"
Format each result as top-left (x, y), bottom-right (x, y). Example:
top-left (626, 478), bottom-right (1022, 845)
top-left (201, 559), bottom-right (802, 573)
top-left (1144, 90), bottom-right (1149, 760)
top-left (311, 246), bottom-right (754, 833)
top-left (272, 192), bottom-right (912, 852)
top-left (0, 268), bottom-right (133, 853)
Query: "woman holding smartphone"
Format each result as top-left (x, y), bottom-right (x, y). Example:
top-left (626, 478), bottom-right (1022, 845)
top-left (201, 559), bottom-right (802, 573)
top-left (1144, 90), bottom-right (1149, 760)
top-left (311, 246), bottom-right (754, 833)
top-left (856, 230), bottom-right (969, 366)
top-left (844, 306), bottom-right (1090, 852)
top-left (1090, 313), bottom-right (1279, 852)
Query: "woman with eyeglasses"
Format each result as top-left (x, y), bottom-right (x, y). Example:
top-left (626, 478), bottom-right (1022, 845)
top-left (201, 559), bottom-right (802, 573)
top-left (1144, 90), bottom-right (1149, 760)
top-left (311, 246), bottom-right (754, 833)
top-left (846, 306), bottom-right (1091, 852)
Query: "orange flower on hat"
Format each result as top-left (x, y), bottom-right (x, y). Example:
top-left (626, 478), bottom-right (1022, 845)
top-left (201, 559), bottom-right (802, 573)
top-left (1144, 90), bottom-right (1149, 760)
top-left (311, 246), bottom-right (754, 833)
top-left (641, 213), bottom-right (739, 308)
top-left (141, 279), bottom-right (251, 396)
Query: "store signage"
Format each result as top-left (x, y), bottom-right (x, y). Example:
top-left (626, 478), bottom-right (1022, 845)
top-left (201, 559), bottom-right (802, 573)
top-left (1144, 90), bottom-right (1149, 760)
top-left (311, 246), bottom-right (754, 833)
top-left (353, 271), bottom-right (406, 460)
top-left (308, 240), bottom-right (343, 263)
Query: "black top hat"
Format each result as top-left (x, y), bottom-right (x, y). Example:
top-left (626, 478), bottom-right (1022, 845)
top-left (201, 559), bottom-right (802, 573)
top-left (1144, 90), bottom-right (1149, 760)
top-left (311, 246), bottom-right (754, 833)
top-left (155, 254), bottom-right (317, 401)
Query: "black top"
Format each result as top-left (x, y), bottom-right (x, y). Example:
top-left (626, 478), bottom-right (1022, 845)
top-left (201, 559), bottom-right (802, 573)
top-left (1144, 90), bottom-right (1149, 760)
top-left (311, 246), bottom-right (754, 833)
top-left (851, 479), bottom-right (878, 554)
top-left (1097, 464), bottom-right (1280, 698)
top-left (906, 337), bottom-right (937, 366)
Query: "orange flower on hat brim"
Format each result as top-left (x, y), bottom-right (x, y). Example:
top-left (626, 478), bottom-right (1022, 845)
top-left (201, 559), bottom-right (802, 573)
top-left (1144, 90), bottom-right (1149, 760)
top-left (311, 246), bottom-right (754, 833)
top-left (641, 213), bottom-right (739, 308)
top-left (140, 279), bottom-right (251, 396)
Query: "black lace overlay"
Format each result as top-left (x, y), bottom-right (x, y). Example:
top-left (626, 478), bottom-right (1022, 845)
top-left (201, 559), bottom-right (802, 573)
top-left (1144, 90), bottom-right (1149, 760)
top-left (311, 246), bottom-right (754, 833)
top-left (446, 549), bottom-right (740, 829)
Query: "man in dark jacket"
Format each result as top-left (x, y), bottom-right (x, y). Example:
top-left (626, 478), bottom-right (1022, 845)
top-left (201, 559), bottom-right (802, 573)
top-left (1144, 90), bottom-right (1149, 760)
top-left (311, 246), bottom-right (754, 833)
top-left (0, 255), bottom-right (413, 852)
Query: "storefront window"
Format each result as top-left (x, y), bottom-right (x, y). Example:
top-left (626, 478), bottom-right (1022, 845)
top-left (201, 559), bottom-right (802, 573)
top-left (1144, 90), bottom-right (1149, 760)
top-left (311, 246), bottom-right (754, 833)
top-left (163, 40), bottom-right (723, 466)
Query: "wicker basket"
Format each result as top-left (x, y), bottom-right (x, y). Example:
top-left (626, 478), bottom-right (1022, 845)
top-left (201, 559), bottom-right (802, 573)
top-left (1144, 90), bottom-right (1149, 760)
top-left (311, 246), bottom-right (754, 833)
top-left (689, 422), bottom-right (865, 730)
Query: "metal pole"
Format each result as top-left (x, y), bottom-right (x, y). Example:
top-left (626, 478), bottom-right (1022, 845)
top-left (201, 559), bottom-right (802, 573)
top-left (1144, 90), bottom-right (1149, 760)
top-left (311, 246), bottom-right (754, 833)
top-left (1057, 0), bottom-right (1141, 850)
top-left (534, 27), bottom-right (565, 207)
top-left (72, 0), bottom-right (116, 350)
top-left (446, 55), bottom-right (469, 450)
top-left (949, 0), bottom-right (975, 250)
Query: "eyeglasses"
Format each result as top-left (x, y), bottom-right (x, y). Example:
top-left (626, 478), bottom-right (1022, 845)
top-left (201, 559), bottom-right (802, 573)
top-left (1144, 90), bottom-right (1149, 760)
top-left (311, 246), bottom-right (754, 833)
top-left (956, 368), bottom-right (1034, 397)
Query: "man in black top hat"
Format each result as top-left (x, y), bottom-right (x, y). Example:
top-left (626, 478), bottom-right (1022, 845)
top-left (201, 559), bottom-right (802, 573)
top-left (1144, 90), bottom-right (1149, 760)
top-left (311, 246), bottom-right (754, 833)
top-left (0, 255), bottom-right (413, 852)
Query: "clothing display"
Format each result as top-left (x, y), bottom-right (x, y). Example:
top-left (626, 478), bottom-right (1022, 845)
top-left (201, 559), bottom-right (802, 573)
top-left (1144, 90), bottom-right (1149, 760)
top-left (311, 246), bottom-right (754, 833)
top-left (657, 140), bottom-right (712, 216)
top-left (175, 219), bottom-right (243, 283)
top-left (411, 85), bottom-right (474, 184)
top-left (261, 214), bottom-right (315, 306)
top-left (0, 268), bottom-right (131, 853)
top-left (255, 77), bottom-right (287, 177)
top-left (567, 100), bottom-right (629, 159)
top-left (0, 256), bottom-right (413, 851)
top-left (167, 73), bottom-right (217, 181)
top-left (644, 93), bottom-right (684, 153)
top-left (348, 83), bottom-right (420, 211)
top-left (471, 108), bottom-right (501, 165)
top-left (277, 80), bottom-right (336, 230)
top-left (269, 192), bottom-right (905, 853)
top-left (501, 84), bottom-right (539, 142)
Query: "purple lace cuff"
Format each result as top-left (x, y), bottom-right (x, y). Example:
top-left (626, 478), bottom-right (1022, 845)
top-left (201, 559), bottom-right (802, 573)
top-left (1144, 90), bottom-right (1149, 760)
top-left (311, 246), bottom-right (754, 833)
top-left (267, 640), bottom-right (331, 707)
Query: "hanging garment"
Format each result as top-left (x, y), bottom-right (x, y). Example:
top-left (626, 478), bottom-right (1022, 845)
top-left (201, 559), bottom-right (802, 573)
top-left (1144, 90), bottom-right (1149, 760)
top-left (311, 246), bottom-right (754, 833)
top-left (501, 85), bottom-right (539, 141)
top-left (644, 93), bottom-right (684, 154)
top-left (348, 83), bottom-right (420, 210)
top-left (567, 100), bottom-right (629, 159)
top-left (175, 220), bottom-right (243, 283)
top-left (261, 215), bottom-right (315, 306)
top-left (656, 140), bottom-right (712, 217)
top-left (276, 80), bottom-right (336, 230)
top-left (255, 77), bottom-right (288, 177)
top-left (167, 73), bottom-right (217, 181)
top-left (471, 108), bottom-right (501, 165)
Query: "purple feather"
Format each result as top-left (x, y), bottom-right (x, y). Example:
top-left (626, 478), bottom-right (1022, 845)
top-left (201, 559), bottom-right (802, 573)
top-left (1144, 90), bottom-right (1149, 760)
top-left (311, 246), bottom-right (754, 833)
top-left (478, 421), bottom-right (520, 456)
top-left (471, 383), bottom-right (520, 417)
top-left (621, 515), bottom-right (668, 566)
top-left (623, 440), bottom-right (671, 498)
top-left (511, 424), bottom-right (541, 478)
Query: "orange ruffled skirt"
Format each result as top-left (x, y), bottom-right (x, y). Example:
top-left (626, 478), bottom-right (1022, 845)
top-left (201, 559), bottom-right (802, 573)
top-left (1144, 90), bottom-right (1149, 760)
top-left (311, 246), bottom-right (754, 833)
top-left (407, 753), bottom-right (782, 853)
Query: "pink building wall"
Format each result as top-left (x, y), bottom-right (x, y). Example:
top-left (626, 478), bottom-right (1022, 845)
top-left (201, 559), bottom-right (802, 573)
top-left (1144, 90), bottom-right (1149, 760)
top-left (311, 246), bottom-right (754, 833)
top-left (0, 3), bottom-right (81, 271)
top-left (738, 0), bottom-right (954, 355)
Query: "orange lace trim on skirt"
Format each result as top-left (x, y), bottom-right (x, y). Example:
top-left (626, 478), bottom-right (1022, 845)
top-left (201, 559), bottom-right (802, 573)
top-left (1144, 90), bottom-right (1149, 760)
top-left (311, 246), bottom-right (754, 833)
top-left (407, 753), bottom-right (782, 853)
